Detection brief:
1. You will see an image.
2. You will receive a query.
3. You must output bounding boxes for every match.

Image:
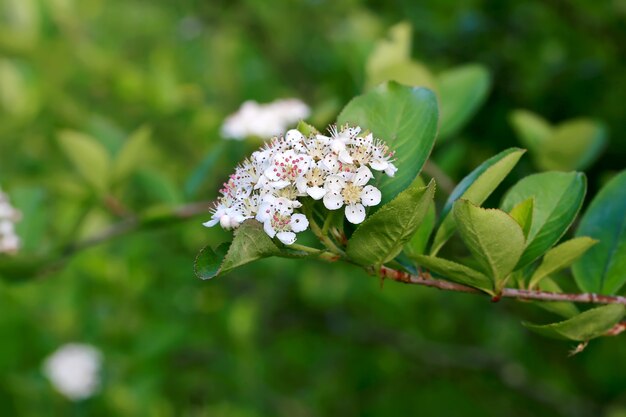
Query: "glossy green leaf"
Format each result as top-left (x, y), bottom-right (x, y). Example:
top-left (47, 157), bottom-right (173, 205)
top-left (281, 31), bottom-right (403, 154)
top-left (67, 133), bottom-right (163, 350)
top-left (113, 125), bottom-right (152, 183)
top-left (509, 197), bottom-right (534, 239)
top-left (536, 119), bottom-right (607, 171)
top-left (338, 81), bottom-right (439, 205)
top-left (529, 237), bottom-right (597, 289)
top-left (347, 179), bottom-right (435, 266)
top-left (509, 109), bottom-right (552, 151)
top-left (195, 220), bottom-right (281, 280)
top-left (523, 304), bottom-right (625, 341)
top-left (431, 148), bottom-right (525, 254)
top-left (573, 171), bottom-right (626, 294)
top-left (57, 130), bottom-right (111, 193)
top-left (413, 254), bottom-right (493, 294)
top-left (437, 64), bottom-right (491, 140)
top-left (501, 171), bottom-right (586, 269)
top-left (453, 200), bottom-right (525, 288)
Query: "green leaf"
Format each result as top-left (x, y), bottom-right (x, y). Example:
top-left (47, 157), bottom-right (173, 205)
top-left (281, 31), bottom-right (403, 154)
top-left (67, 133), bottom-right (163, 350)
top-left (533, 277), bottom-right (580, 319)
top-left (501, 171), bottom-right (587, 269)
top-left (529, 237), bottom-right (597, 289)
top-left (194, 220), bottom-right (281, 280)
top-left (453, 200), bottom-right (525, 289)
top-left (113, 125), bottom-right (151, 183)
top-left (57, 130), bottom-right (111, 193)
top-left (404, 195), bottom-right (436, 258)
top-left (437, 64), bottom-right (491, 140)
top-left (366, 61), bottom-right (437, 92)
top-left (430, 148), bottom-right (525, 254)
top-left (523, 304), bottom-right (625, 341)
top-left (338, 81), bottom-right (439, 205)
top-left (413, 255), bottom-right (493, 294)
top-left (347, 178), bottom-right (435, 266)
top-left (296, 120), bottom-right (319, 137)
top-left (573, 171), bottom-right (626, 294)
top-left (365, 22), bottom-right (412, 78)
top-left (536, 119), bottom-right (607, 171)
top-left (509, 197), bottom-right (534, 239)
top-left (509, 109), bottom-right (553, 151)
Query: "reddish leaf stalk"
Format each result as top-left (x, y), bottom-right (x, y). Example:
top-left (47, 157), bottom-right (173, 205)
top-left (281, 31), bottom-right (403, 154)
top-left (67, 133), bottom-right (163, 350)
top-left (378, 266), bottom-right (626, 306)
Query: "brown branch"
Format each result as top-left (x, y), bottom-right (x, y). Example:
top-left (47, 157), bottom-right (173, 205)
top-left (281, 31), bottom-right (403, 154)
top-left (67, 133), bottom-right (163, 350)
top-left (379, 266), bottom-right (626, 306)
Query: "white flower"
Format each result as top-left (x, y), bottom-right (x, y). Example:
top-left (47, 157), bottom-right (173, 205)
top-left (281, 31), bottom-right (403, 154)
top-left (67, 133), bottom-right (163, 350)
top-left (42, 343), bottom-right (103, 401)
top-left (322, 166), bottom-right (382, 224)
top-left (0, 188), bottom-right (21, 254)
top-left (221, 99), bottom-right (310, 140)
top-left (205, 123), bottom-right (396, 243)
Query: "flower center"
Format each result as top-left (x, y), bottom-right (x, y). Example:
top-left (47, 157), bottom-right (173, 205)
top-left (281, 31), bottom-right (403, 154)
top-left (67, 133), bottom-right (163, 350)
top-left (271, 213), bottom-right (292, 232)
top-left (305, 168), bottom-right (325, 187)
top-left (342, 183), bottom-right (362, 205)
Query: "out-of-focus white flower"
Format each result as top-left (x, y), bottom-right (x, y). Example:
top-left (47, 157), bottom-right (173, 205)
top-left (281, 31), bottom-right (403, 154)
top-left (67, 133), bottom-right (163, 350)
top-left (42, 343), bottom-right (103, 401)
top-left (204, 124), bottom-right (396, 243)
top-left (220, 98), bottom-right (311, 140)
top-left (0, 187), bottom-right (21, 254)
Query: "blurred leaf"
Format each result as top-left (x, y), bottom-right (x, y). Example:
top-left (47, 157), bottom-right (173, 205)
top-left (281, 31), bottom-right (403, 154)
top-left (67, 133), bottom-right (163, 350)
top-left (184, 142), bottom-right (226, 199)
top-left (338, 81), bottom-right (439, 205)
top-left (509, 109), bottom-right (553, 151)
top-left (11, 187), bottom-right (46, 252)
top-left (57, 130), bottom-right (111, 194)
top-left (533, 277), bottom-right (580, 319)
top-left (413, 254), bottom-right (493, 294)
top-left (347, 178), bottom-right (435, 266)
top-left (537, 119), bottom-right (607, 171)
top-left (529, 237), bottom-right (597, 289)
top-left (137, 168), bottom-right (183, 204)
top-left (501, 171), bottom-right (586, 269)
top-left (509, 197), bottom-right (534, 239)
top-left (296, 120), bottom-right (320, 136)
top-left (573, 171), bottom-right (626, 294)
top-left (366, 61), bottom-right (437, 92)
top-left (453, 200), bottom-right (525, 289)
top-left (523, 304), bottom-right (625, 341)
top-left (431, 148), bottom-right (525, 255)
top-left (195, 220), bottom-right (280, 280)
top-left (113, 125), bottom-right (152, 183)
top-left (437, 64), bottom-right (491, 140)
top-left (365, 22), bottom-right (412, 77)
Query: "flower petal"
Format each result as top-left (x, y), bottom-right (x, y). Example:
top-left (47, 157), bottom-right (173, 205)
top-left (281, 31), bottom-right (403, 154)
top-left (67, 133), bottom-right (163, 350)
top-left (323, 192), bottom-right (344, 210)
top-left (338, 149), bottom-right (353, 164)
top-left (290, 213), bottom-right (309, 233)
top-left (385, 163), bottom-right (398, 177)
top-left (345, 204), bottom-right (366, 224)
top-left (263, 220), bottom-right (276, 238)
top-left (353, 166), bottom-right (373, 186)
top-left (325, 175), bottom-right (345, 193)
top-left (277, 231), bottom-right (297, 245)
top-left (286, 129), bottom-right (305, 143)
top-left (369, 159), bottom-right (388, 171)
top-left (202, 218), bottom-right (219, 227)
top-left (360, 185), bottom-right (381, 206)
top-left (307, 186), bottom-right (327, 200)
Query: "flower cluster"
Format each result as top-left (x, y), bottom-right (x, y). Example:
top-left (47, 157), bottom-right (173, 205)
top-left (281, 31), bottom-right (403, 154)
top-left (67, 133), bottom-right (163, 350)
top-left (42, 343), bottom-right (103, 401)
top-left (204, 124), bottom-right (396, 245)
top-left (221, 98), bottom-right (310, 140)
top-left (0, 187), bottom-right (21, 254)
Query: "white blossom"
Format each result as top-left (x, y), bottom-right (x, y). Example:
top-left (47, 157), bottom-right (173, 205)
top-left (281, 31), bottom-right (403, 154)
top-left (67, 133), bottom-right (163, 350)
top-left (221, 98), bottom-right (310, 140)
top-left (0, 187), bottom-right (21, 254)
top-left (42, 343), bottom-right (103, 401)
top-left (204, 124), bottom-right (396, 243)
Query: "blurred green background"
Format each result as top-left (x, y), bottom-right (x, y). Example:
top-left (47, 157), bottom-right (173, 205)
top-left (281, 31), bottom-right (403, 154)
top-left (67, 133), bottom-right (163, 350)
top-left (1, 0), bottom-right (625, 415)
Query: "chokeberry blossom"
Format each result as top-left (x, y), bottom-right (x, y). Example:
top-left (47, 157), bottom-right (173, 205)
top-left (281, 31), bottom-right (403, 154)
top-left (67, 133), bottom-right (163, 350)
top-left (204, 124), bottom-right (396, 244)
top-left (0, 187), bottom-right (21, 254)
top-left (220, 98), bottom-right (311, 140)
